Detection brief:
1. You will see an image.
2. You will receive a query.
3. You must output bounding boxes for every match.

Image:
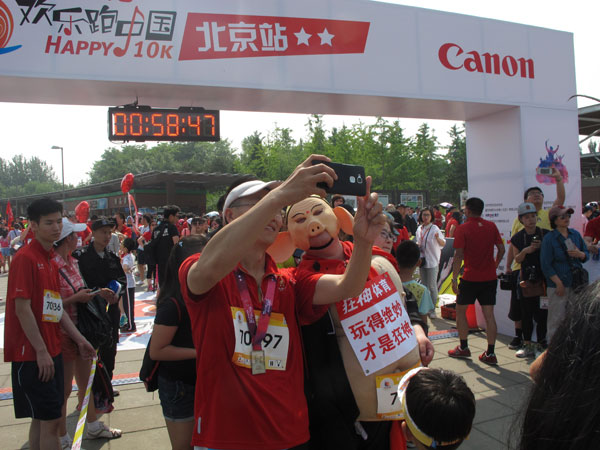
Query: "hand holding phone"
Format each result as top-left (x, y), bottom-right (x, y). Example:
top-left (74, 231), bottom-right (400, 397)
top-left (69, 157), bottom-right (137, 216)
top-left (311, 161), bottom-right (366, 196)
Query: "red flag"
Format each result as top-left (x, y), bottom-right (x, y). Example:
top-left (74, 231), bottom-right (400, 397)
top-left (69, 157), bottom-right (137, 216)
top-left (6, 200), bottom-right (13, 226)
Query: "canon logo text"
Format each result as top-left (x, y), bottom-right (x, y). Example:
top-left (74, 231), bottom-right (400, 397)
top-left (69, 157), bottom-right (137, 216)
top-left (438, 43), bottom-right (534, 79)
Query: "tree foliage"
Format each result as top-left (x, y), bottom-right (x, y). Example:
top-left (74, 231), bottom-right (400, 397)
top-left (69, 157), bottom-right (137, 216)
top-left (234, 115), bottom-right (466, 205)
top-left (3, 116), bottom-right (468, 207)
top-left (88, 140), bottom-right (238, 183)
top-left (0, 155), bottom-right (64, 198)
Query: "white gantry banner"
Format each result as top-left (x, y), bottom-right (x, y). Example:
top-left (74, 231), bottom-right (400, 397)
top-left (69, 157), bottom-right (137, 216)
top-left (0, 0), bottom-right (575, 113)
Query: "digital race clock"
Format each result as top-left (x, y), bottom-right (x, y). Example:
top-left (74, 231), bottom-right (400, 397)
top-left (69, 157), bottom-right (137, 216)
top-left (108, 106), bottom-right (220, 142)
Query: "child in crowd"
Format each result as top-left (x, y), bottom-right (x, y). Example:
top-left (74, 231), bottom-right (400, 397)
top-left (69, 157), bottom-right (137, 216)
top-left (398, 367), bottom-right (475, 450)
top-left (120, 237), bottom-right (137, 332)
top-left (396, 240), bottom-right (436, 328)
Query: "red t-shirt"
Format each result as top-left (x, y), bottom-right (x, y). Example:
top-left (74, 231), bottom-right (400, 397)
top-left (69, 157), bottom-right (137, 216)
top-left (295, 240), bottom-right (398, 292)
top-left (445, 218), bottom-right (459, 237)
top-left (179, 253), bottom-right (324, 450)
top-left (4, 239), bottom-right (62, 362)
top-left (453, 217), bottom-right (503, 282)
top-left (584, 216), bottom-right (600, 241)
top-left (118, 224), bottom-right (132, 238)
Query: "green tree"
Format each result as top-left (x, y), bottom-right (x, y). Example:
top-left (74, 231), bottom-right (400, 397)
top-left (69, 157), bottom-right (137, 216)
top-left (383, 120), bottom-right (413, 190)
top-left (263, 127), bottom-right (304, 180)
top-left (0, 155), bottom-right (64, 197)
top-left (237, 132), bottom-right (267, 178)
top-left (88, 141), bottom-right (240, 183)
top-left (445, 124), bottom-right (467, 204)
top-left (411, 123), bottom-right (448, 204)
top-left (303, 114), bottom-right (329, 158)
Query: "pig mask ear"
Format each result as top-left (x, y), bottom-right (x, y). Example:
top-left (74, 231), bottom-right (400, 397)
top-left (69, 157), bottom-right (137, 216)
top-left (267, 231), bottom-right (296, 264)
top-left (333, 206), bottom-right (354, 235)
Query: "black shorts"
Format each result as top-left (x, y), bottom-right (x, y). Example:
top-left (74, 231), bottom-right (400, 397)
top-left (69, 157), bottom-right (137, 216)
top-left (137, 249), bottom-right (148, 265)
top-left (457, 279), bottom-right (497, 306)
top-left (508, 272), bottom-right (522, 321)
top-left (12, 354), bottom-right (64, 420)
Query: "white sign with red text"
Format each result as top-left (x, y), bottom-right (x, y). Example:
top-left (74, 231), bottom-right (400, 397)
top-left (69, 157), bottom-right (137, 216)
top-left (336, 272), bottom-right (417, 376)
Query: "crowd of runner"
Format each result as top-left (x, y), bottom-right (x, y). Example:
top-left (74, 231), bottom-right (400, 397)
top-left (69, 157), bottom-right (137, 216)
top-left (3, 157), bottom-right (599, 450)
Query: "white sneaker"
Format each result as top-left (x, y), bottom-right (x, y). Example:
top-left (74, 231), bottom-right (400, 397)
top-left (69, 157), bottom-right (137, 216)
top-left (429, 310), bottom-right (437, 319)
top-left (85, 421), bottom-right (122, 439)
top-left (516, 343), bottom-right (535, 358)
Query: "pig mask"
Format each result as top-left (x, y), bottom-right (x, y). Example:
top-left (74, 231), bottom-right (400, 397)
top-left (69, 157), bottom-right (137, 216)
top-left (267, 196), bottom-right (354, 263)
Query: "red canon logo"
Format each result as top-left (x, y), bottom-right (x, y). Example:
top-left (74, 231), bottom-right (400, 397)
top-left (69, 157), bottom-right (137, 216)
top-left (438, 43), bottom-right (534, 79)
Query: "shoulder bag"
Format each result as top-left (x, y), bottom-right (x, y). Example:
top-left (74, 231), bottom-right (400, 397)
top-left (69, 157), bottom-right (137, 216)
top-left (58, 269), bottom-right (113, 349)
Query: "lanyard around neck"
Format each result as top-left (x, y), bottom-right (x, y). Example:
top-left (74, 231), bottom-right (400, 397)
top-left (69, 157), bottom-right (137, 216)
top-left (234, 269), bottom-right (277, 351)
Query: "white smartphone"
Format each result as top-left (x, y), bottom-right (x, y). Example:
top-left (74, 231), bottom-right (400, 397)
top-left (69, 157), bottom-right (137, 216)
top-left (564, 238), bottom-right (576, 251)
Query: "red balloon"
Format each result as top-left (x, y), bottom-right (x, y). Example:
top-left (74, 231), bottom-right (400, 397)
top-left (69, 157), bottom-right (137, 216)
top-left (121, 173), bottom-right (134, 193)
top-left (75, 201), bottom-right (90, 223)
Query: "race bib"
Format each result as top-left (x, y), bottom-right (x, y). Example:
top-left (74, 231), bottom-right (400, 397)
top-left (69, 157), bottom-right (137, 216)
top-left (336, 272), bottom-right (417, 376)
top-left (42, 290), bottom-right (63, 323)
top-left (231, 307), bottom-right (289, 371)
top-left (540, 296), bottom-right (549, 310)
top-left (375, 364), bottom-right (420, 420)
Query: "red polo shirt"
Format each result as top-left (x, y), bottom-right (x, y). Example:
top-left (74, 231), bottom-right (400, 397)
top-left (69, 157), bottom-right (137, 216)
top-left (453, 217), bottom-right (503, 282)
top-left (179, 253), bottom-right (325, 450)
top-left (4, 239), bottom-right (62, 362)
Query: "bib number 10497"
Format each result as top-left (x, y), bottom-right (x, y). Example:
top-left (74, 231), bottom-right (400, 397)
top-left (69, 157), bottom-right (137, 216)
top-left (231, 307), bottom-right (289, 371)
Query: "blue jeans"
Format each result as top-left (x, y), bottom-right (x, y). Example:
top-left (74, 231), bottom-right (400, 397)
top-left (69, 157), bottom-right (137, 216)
top-left (420, 265), bottom-right (439, 306)
top-left (158, 376), bottom-right (195, 422)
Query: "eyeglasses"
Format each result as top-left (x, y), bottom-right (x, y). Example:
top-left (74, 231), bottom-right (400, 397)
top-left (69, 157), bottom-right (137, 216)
top-left (379, 230), bottom-right (396, 241)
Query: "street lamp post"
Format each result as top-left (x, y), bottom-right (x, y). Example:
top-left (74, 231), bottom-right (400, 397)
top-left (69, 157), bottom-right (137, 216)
top-left (51, 145), bottom-right (65, 200)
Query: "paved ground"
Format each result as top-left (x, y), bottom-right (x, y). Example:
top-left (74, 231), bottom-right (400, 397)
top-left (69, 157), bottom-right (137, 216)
top-left (0, 271), bottom-right (531, 450)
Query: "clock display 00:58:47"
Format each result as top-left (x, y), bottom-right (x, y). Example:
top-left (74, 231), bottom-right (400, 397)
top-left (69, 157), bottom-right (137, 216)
top-left (108, 107), bottom-right (220, 142)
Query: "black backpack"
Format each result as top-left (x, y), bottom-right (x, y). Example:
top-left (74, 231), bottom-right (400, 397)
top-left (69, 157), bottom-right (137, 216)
top-left (144, 222), bottom-right (167, 264)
